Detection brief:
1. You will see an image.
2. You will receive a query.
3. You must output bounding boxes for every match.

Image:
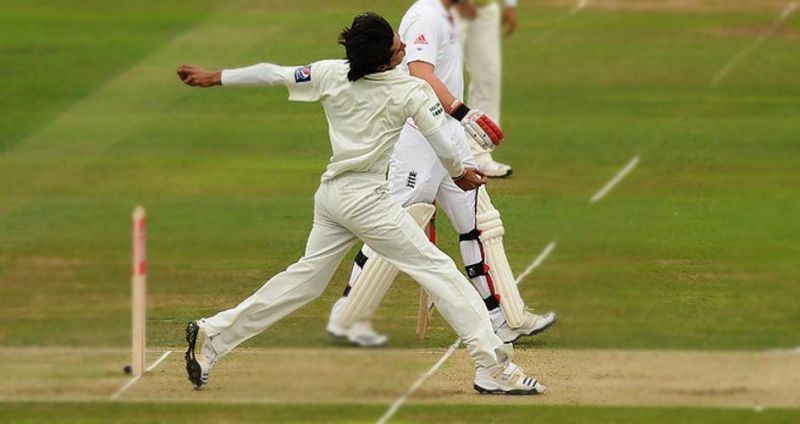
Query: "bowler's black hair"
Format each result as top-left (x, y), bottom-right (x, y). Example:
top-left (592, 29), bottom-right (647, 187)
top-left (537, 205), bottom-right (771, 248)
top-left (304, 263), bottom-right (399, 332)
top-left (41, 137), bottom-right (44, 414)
top-left (339, 12), bottom-right (395, 82)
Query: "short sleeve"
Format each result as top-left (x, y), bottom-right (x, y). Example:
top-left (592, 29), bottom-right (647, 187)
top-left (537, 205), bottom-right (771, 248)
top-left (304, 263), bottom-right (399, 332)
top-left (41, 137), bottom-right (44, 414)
top-left (408, 82), bottom-right (446, 137)
top-left (287, 60), bottom-right (344, 102)
top-left (287, 60), bottom-right (348, 102)
top-left (402, 15), bottom-right (441, 67)
top-left (285, 62), bottom-right (322, 102)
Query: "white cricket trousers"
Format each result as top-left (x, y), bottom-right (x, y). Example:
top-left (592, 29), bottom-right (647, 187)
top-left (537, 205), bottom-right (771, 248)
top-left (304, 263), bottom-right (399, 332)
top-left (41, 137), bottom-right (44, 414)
top-left (203, 172), bottom-right (508, 368)
top-left (457, 2), bottom-right (502, 160)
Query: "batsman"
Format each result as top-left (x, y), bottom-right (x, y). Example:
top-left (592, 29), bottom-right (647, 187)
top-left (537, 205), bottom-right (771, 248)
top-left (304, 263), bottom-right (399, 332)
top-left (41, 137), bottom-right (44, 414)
top-left (327, 0), bottom-right (557, 347)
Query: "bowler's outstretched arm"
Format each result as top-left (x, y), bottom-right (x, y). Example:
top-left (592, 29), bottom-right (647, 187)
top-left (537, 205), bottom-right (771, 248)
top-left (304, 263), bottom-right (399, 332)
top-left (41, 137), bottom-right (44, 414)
top-left (177, 63), bottom-right (299, 88)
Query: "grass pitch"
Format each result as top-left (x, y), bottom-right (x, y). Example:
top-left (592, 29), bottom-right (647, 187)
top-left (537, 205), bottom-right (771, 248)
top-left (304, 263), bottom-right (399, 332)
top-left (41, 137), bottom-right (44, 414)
top-left (1, 0), bottom-right (799, 422)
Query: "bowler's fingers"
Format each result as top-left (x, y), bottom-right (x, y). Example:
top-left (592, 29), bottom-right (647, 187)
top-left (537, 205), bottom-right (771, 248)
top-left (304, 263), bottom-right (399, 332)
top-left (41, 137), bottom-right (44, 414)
top-left (474, 169), bottom-right (487, 184)
top-left (177, 65), bottom-right (202, 84)
top-left (176, 65), bottom-right (191, 78)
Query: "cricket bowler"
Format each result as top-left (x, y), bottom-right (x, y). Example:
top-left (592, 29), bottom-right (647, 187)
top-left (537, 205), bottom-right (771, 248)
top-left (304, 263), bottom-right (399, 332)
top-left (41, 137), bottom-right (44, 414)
top-left (177, 12), bottom-right (546, 395)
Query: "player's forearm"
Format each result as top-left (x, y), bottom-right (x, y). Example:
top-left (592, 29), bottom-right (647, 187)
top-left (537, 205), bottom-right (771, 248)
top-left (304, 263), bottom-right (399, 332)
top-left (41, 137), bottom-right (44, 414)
top-left (220, 63), bottom-right (296, 87)
top-left (407, 64), bottom-right (457, 113)
top-left (425, 126), bottom-right (466, 179)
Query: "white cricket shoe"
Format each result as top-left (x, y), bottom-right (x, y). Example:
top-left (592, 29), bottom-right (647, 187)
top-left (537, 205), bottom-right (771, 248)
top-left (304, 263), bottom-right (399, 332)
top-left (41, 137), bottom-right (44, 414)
top-left (327, 297), bottom-right (388, 347)
top-left (478, 157), bottom-right (513, 178)
top-left (185, 320), bottom-right (218, 390)
top-left (327, 320), bottom-right (388, 348)
top-left (474, 361), bottom-right (546, 395)
top-left (496, 311), bottom-right (558, 344)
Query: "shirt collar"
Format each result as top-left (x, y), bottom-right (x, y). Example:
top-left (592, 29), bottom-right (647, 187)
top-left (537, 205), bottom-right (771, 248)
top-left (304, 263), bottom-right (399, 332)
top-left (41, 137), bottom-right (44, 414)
top-left (362, 67), bottom-right (403, 81)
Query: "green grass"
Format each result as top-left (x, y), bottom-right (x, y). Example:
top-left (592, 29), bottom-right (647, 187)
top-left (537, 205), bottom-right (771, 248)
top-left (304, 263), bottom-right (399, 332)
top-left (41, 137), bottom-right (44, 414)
top-left (0, 0), bottom-right (217, 152)
top-left (1, 402), bottom-right (798, 423)
top-left (3, 0), bottom-right (796, 350)
top-left (1, 0), bottom-right (799, 420)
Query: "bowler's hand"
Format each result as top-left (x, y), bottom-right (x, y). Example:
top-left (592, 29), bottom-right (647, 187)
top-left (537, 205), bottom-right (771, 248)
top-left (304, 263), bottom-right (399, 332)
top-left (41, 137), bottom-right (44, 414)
top-left (502, 6), bottom-right (518, 37)
top-left (177, 65), bottom-right (222, 87)
top-left (453, 168), bottom-right (487, 191)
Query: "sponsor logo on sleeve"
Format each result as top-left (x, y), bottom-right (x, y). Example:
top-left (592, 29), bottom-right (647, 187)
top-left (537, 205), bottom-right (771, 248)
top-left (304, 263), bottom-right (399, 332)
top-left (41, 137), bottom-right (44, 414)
top-left (412, 34), bottom-right (429, 45)
top-left (429, 103), bottom-right (444, 117)
top-left (294, 66), bottom-right (312, 83)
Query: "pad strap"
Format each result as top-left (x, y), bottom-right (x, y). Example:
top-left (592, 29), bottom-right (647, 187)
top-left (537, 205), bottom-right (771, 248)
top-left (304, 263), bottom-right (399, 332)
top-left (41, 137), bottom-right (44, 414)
top-left (459, 228), bottom-right (482, 242)
top-left (346, 250), bottom-right (368, 297)
top-left (465, 261), bottom-right (488, 279)
top-left (354, 250), bottom-right (368, 268)
top-left (465, 261), bottom-right (501, 310)
top-left (483, 295), bottom-right (500, 310)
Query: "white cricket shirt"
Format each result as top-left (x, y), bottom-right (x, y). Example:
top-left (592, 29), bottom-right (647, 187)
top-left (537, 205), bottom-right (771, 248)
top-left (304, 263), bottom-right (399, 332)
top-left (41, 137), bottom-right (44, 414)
top-left (399, 0), bottom-right (464, 100)
top-left (285, 60), bottom-right (449, 181)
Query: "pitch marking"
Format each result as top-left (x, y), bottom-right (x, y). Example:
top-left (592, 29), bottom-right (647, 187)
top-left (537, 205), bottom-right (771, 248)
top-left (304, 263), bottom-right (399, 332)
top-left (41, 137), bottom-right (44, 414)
top-left (534, 0), bottom-right (591, 43)
top-left (376, 339), bottom-right (461, 424)
top-left (376, 242), bottom-right (556, 423)
top-left (146, 350), bottom-right (173, 372)
top-left (110, 350), bottom-right (173, 400)
top-left (515, 241), bottom-right (558, 286)
top-left (589, 156), bottom-right (640, 204)
top-left (110, 376), bottom-right (141, 401)
top-left (711, 2), bottom-right (798, 87)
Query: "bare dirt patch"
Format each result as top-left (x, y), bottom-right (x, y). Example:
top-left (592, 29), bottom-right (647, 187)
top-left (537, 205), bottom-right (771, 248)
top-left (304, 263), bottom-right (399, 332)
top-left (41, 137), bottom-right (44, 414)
top-left (421, 349), bottom-right (800, 408)
top-left (127, 348), bottom-right (444, 404)
top-left (2, 347), bottom-right (798, 408)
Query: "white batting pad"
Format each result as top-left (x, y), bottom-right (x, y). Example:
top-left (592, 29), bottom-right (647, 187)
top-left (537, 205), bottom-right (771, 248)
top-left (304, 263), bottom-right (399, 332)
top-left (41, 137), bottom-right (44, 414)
top-left (337, 203), bottom-right (436, 327)
top-left (477, 188), bottom-right (526, 328)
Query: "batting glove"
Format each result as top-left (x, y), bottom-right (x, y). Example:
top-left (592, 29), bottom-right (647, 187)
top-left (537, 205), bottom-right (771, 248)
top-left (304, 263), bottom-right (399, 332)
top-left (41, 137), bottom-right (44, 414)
top-left (449, 100), bottom-right (504, 150)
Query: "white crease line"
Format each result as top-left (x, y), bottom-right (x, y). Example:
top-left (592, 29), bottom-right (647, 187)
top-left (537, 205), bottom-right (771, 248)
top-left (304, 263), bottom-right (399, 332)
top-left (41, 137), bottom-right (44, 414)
top-left (376, 242), bottom-right (556, 423)
top-left (376, 339), bottom-right (460, 424)
top-left (711, 2), bottom-right (798, 87)
top-left (110, 375), bottom-right (141, 400)
top-left (515, 241), bottom-right (557, 285)
top-left (534, 0), bottom-right (591, 43)
top-left (110, 350), bottom-right (173, 400)
top-left (146, 350), bottom-right (173, 372)
top-left (589, 156), bottom-right (640, 204)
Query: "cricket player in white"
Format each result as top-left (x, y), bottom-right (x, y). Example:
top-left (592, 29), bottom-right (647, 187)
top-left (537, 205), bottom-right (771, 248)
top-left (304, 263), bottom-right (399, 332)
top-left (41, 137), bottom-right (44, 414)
top-left (177, 13), bottom-right (545, 395)
top-left (456, 0), bottom-right (517, 177)
top-left (327, 0), bottom-right (556, 348)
